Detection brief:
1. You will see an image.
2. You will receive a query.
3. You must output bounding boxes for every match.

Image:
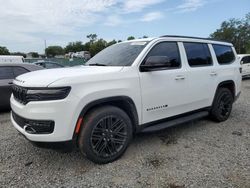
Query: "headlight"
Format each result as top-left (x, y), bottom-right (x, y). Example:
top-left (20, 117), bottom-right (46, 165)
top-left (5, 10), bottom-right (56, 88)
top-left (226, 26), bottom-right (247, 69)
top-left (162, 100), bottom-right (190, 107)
top-left (12, 85), bottom-right (71, 104)
top-left (26, 87), bottom-right (71, 102)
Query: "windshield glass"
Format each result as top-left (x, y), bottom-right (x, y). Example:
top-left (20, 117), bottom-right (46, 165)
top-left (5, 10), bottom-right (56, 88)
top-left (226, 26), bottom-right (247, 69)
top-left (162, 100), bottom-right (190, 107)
top-left (86, 41), bottom-right (149, 66)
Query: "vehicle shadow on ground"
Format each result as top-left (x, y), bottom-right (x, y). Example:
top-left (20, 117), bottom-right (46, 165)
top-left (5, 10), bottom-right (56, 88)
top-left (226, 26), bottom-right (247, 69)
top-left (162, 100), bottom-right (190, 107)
top-left (135, 118), bottom-right (210, 143)
top-left (32, 118), bottom-right (209, 155)
top-left (0, 109), bottom-right (11, 114)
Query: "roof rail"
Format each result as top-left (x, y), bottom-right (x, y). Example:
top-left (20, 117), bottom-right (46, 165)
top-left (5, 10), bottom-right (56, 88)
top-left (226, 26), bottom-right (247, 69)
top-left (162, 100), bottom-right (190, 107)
top-left (160, 35), bottom-right (229, 43)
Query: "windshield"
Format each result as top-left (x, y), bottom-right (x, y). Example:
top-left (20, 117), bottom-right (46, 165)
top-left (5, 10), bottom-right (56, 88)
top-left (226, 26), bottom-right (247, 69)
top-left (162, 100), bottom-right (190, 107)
top-left (86, 41), bottom-right (149, 66)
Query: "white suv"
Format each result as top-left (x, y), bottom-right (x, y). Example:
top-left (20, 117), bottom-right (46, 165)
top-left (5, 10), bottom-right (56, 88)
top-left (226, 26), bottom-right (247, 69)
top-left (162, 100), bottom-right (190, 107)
top-left (238, 54), bottom-right (250, 77)
top-left (11, 36), bottom-right (241, 163)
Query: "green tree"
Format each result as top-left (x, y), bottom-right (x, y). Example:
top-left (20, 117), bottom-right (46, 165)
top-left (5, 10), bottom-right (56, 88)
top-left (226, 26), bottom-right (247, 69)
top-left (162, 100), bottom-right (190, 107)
top-left (65, 41), bottom-right (86, 53)
top-left (246, 43), bottom-right (250, 53)
top-left (127, 36), bottom-right (135, 40)
top-left (45, 46), bottom-right (64, 57)
top-left (11, 52), bottom-right (26, 58)
top-left (84, 42), bottom-right (91, 52)
top-left (87, 34), bottom-right (97, 44)
top-left (107, 40), bottom-right (117, 47)
top-left (210, 12), bottom-right (250, 53)
top-left (89, 39), bottom-right (107, 56)
top-left (28, 52), bottom-right (39, 58)
top-left (0, 46), bottom-right (10, 55)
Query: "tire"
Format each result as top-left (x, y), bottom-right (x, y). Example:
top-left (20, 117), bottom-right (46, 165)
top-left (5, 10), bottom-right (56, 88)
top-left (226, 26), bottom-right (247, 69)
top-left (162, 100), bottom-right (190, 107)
top-left (210, 88), bottom-right (234, 122)
top-left (78, 106), bottom-right (133, 164)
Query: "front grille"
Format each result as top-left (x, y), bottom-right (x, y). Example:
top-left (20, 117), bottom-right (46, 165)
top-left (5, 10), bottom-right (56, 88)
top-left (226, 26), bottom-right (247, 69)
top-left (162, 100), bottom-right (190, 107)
top-left (12, 85), bottom-right (28, 104)
top-left (12, 111), bottom-right (55, 134)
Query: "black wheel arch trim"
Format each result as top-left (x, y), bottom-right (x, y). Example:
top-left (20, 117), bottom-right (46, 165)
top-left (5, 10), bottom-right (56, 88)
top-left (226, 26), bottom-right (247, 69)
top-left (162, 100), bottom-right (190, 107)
top-left (73, 96), bottom-right (139, 139)
top-left (214, 80), bottom-right (236, 100)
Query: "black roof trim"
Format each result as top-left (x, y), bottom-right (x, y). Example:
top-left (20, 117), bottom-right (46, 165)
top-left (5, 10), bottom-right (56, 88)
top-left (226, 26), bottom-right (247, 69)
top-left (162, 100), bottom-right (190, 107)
top-left (160, 35), bottom-right (230, 43)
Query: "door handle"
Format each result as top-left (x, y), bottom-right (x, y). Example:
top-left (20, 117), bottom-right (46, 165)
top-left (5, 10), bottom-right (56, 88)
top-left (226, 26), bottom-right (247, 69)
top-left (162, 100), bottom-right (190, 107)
top-left (210, 72), bottom-right (217, 76)
top-left (8, 82), bottom-right (13, 85)
top-left (175, 75), bottom-right (185, 80)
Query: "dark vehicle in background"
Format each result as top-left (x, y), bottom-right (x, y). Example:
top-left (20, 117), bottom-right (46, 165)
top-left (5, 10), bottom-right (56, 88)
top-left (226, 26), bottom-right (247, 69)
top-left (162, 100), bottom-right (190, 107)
top-left (34, 61), bottom-right (64, 69)
top-left (0, 63), bottom-right (43, 110)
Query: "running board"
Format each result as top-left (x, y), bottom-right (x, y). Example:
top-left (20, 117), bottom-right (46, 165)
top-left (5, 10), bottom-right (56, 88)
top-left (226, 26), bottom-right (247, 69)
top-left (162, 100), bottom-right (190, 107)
top-left (141, 111), bottom-right (209, 133)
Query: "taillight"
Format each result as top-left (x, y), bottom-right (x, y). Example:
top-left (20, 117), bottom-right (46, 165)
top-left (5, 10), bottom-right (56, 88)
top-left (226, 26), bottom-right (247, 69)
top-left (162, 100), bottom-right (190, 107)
top-left (239, 67), bottom-right (242, 73)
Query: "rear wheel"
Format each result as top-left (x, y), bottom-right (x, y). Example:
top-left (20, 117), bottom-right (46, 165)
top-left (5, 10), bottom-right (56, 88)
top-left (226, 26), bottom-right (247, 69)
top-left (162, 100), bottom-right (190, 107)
top-left (210, 88), bottom-right (233, 122)
top-left (78, 106), bottom-right (133, 164)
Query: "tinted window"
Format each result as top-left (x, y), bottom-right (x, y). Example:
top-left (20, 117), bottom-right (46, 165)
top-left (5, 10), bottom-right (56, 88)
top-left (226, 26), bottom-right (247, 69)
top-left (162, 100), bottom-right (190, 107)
top-left (241, 56), bottom-right (250, 64)
top-left (184, 43), bottom-right (212, 67)
top-left (13, 67), bottom-right (28, 77)
top-left (0, 67), bottom-right (14, 79)
top-left (86, 42), bottom-right (148, 66)
top-left (145, 42), bottom-right (181, 68)
top-left (212, 44), bottom-right (235, 64)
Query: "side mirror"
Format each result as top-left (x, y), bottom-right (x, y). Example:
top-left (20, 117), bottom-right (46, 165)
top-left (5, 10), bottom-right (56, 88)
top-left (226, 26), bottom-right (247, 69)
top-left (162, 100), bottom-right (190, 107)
top-left (140, 56), bottom-right (171, 72)
top-left (240, 61), bottom-right (243, 65)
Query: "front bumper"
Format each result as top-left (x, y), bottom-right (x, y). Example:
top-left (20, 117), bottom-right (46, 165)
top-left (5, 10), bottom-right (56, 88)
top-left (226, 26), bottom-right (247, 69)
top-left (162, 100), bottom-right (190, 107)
top-left (10, 94), bottom-right (80, 142)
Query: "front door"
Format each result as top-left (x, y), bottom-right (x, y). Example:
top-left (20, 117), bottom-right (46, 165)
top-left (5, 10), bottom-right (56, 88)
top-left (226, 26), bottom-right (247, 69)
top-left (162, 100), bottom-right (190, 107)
top-left (139, 41), bottom-right (188, 124)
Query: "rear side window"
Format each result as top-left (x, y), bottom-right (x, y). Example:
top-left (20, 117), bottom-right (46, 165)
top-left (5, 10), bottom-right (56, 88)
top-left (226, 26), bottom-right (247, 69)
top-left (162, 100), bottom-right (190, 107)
top-left (0, 67), bottom-right (14, 79)
top-left (145, 42), bottom-right (181, 68)
top-left (241, 56), bottom-right (250, 64)
top-left (212, 44), bottom-right (235, 64)
top-left (13, 67), bottom-right (29, 77)
top-left (184, 42), bottom-right (212, 67)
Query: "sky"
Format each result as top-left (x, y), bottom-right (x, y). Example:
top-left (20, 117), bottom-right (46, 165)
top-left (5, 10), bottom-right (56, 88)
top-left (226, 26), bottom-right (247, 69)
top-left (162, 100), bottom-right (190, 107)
top-left (0, 0), bottom-right (249, 54)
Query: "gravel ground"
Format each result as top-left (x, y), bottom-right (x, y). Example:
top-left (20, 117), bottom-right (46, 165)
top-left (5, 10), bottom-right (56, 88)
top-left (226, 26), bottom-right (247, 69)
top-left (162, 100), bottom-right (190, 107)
top-left (0, 80), bottom-right (250, 188)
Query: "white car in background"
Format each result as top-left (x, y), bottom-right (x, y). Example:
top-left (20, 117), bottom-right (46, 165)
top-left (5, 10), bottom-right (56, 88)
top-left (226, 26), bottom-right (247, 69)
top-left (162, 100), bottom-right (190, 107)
top-left (0, 56), bottom-right (24, 63)
top-left (239, 54), bottom-right (250, 77)
top-left (73, 51), bottom-right (91, 60)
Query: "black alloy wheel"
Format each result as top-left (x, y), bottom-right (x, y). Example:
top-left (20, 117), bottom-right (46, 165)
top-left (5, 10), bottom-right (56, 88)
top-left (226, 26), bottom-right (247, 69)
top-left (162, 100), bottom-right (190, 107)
top-left (217, 92), bottom-right (232, 118)
top-left (90, 115), bottom-right (128, 158)
top-left (78, 106), bottom-right (133, 164)
top-left (210, 88), bottom-right (233, 122)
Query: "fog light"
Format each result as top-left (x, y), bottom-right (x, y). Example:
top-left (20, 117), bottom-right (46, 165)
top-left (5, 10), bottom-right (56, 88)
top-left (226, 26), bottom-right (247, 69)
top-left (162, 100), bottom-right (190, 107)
top-left (12, 111), bottom-right (55, 134)
top-left (26, 120), bottom-right (55, 134)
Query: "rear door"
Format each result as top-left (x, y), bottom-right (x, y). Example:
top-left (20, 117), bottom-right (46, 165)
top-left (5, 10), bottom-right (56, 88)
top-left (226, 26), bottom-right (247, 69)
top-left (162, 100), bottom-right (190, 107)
top-left (0, 67), bottom-right (15, 109)
top-left (241, 56), bottom-right (250, 76)
top-left (182, 42), bottom-right (217, 109)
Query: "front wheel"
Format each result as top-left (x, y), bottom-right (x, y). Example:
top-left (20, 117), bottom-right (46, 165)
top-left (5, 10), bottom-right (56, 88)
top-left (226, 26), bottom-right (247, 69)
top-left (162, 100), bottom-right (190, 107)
top-left (78, 106), bottom-right (133, 164)
top-left (210, 88), bottom-right (234, 122)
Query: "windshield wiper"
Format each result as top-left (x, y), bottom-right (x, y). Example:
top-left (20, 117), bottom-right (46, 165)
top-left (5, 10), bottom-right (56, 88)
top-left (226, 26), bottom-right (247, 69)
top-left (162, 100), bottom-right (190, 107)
top-left (88, 63), bottom-right (107, 66)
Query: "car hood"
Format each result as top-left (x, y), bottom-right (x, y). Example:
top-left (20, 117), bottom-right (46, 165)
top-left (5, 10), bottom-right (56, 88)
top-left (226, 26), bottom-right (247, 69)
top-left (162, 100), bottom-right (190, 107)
top-left (14, 66), bottom-right (124, 87)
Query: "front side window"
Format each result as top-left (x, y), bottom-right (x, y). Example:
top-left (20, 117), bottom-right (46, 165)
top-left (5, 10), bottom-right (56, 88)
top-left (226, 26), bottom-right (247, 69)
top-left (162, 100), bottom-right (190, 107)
top-left (184, 42), bottom-right (212, 67)
top-left (143, 42), bottom-right (181, 68)
top-left (241, 56), bottom-right (250, 64)
top-left (0, 67), bottom-right (14, 79)
top-left (86, 41), bottom-right (149, 66)
top-left (212, 44), bottom-right (235, 64)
